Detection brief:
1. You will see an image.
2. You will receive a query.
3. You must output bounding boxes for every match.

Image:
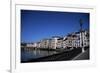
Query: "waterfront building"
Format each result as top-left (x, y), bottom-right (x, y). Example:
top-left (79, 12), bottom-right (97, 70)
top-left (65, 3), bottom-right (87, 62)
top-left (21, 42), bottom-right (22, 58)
top-left (24, 30), bottom-right (89, 50)
top-left (74, 32), bottom-right (80, 48)
top-left (40, 39), bottom-right (50, 48)
top-left (48, 39), bottom-right (52, 49)
top-left (27, 42), bottom-right (37, 48)
top-left (63, 30), bottom-right (89, 49)
top-left (63, 37), bottom-right (68, 49)
top-left (80, 30), bottom-right (89, 48)
top-left (50, 36), bottom-right (60, 49)
top-left (36, 42), bottom-right (41, 48)
top-left (56, 37), bottom-right (63, 49)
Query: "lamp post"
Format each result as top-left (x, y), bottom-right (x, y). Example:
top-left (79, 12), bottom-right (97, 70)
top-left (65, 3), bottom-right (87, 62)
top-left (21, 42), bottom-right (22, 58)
top-left (80, 19), bottom-right (85, 53)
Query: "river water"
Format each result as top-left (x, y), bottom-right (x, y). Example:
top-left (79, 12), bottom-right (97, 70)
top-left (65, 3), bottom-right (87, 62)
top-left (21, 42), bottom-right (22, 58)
top-left (21, 48), bottom-right (58, 62)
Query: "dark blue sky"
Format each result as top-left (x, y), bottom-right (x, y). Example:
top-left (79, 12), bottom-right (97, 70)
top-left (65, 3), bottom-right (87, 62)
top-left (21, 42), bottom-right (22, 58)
top-left (21, 10), bottom-right (89, 43)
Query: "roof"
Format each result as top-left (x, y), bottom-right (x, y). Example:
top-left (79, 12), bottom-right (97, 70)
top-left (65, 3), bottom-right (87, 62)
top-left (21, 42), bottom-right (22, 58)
top-left (52, 36), bottom-right (61, 38)
top-left (57, 37), bottom-right (63, 40)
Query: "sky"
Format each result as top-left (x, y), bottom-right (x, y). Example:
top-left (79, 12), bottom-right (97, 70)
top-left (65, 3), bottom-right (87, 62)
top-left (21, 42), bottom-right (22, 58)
top-left (21, 10), bottom-right (89, 43)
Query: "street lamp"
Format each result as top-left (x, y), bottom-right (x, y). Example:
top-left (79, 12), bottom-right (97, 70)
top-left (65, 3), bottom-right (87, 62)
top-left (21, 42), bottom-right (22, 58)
top-left (80, 19), bottom-right (85, 53)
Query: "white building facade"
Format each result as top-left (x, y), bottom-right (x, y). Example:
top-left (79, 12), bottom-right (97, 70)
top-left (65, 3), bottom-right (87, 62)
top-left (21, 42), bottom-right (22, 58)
top-left (63, 30), bottom-right (89, 49)
top-left (25, 30), bottom-right (89, 50)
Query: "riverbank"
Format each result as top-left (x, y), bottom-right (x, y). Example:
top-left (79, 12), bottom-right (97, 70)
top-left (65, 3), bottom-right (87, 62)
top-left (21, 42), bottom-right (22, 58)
top-left (21, 46), bottom-right (72, 52)
top-left (21, 47), bottom-right (84, 63)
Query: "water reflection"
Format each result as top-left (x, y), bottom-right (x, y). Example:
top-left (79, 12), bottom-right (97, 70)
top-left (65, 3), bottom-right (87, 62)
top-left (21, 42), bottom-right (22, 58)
top-left (21, 48), bottom-right (58, 62)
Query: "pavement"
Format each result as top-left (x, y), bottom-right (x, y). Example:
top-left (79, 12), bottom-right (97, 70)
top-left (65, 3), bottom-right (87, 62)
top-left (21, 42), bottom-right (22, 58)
top-left (72, 49), bottom-right (89, 60)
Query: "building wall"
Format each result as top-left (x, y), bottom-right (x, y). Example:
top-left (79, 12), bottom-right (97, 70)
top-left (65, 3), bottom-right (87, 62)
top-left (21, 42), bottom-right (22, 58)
top-left (56, 39), bottom-right (63, 49)
top-left (63, 30), bottom-right (89, 49)
top-left (30, 30), bottom-right (89, 49)
top-left (50, 38), bottom-right (58, 49)
top-left (27, 43), bottom-right (37, 47)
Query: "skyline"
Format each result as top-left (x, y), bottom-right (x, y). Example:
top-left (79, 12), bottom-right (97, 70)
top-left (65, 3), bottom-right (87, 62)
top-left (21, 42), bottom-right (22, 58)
top-left (21, 10), bottom-right (89, 43)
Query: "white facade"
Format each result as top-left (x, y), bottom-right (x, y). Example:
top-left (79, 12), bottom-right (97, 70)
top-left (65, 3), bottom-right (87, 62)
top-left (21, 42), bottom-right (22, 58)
top-left (50, 37), bottom-right (58, 49)
top-left (63, 30), bottom-right (89, 49)
top-left (27, 43), bottom-right (37, 47)
top-left (56, 38), bottom-right (63, 49)
top-left (26, 30), bottom-right (89, 49)
top-left (80, 30), bottom-right (89, 47)
top-left (40, 39), bottom-right (50, 48)
top-left (36, 42), bottom-right (41, 48)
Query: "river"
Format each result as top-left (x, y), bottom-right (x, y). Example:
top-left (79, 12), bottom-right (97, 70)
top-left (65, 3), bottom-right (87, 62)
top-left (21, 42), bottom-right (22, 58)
top-left (21, 48), bottom-right (58, 62)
